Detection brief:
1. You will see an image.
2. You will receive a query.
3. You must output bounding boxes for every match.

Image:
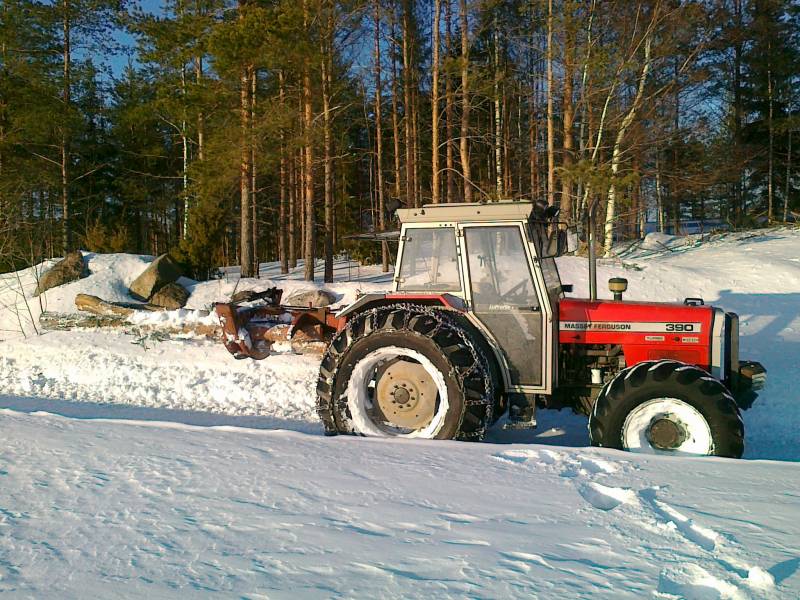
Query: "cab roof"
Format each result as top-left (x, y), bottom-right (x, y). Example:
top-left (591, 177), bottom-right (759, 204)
top-left (396, 201), bottom-right (535, 224)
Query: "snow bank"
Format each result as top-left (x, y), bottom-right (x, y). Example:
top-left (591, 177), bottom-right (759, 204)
top-left (0, 253), bottom-right (154, 337)
top-left (638, 230), bottom-right (678, 250)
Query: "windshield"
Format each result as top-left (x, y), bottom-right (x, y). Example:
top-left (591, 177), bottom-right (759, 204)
top-left (397, 227), bottom-right (461, 292)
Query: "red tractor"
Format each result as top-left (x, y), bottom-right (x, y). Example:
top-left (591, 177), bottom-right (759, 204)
top-left (217, 201), bottom-right (765, 458)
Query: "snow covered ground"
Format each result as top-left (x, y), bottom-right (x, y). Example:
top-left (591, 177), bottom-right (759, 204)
top-left (1, 410), bottom-right (796, 598)
top-left (1, 228), bottom-right (799, 597)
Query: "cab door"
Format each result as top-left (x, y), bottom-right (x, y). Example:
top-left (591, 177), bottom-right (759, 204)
top-left (459, 223), bottom-right (551, 392)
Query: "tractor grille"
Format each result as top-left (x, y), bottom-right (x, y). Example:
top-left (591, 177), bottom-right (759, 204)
top-left (725, 312), bottom-right (740, 390)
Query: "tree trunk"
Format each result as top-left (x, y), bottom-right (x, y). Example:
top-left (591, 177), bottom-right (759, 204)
top-left (402, 0), bottom-right (415, 207)
top-left (321, 12), bottom-right (334, 283)
top-left (374, 0), bottom-right (390, 271)
top-left (656, 152), bottom-right (665, 233)
top-left (412, 86), bottom-right (421, 205)
top-left (250, 66), bottom-right (258, 277)
top-left (289, 148), bottom-right (297, 269)
top-left (528, 3), bottom-right (539, 200)
top-left (575, 0), bottom-right (595, 217)
top-left (193, 51), bottom-right (205, 241)
top-left (603, 35), bottom-right (652, 256)
top-left (302, 0), bottom-right (315, 281)
top-left (493, 14), bottom-right (503, 197)
top-left (444, 0), bottom-right (455, 203)
top-left (390, 12), bottom-right (402, 203)
top-left (431, 0), bottom-right (441, 204)
top-left (181, 64), bottom-right (189, 239)
top-left (61, 0), bottom-right (72, 254)
top-left (195, 55), bottom-right (205, 162)
top-left (279, 71), bottom-right (289, 274)
top-left (546, 0), bottom-right (555, 208)
top-left (529, 94), bottom-right (537, 198)
top-left (561, 4), bottom-right (576, 223)
top-left (672, 58), bottom-right (680, 235)
top-left (239, 63), bottom-right (254, 278)
top-left (767, 59), bottom-right (774, 223)
top-left (733, 0), bottom-right (743, 225)
top-left (459, 0), bottom-right (472, 203)
top-left (505, 91), bottom-right (513, 194)
top-left (784, 128), bottom-right (792, 222)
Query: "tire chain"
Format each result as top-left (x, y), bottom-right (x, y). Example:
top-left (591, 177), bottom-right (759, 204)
top-left (316, 303), bottom-right (495, 441)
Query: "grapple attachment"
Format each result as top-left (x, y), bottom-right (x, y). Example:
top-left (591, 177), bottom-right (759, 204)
top-left (214, 287), bottom-right (342, 359)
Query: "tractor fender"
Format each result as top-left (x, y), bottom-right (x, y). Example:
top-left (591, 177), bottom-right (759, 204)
top-left (336, 293), bottom-right (466, 319)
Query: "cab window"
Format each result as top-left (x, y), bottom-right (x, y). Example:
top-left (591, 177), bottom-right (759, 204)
top-left (464, 226), bottom-right (539, 310)
top-left (397, 227), bottom-right (461, 292)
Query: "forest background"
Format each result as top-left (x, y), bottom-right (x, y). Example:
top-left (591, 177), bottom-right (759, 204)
top-left (1, 0), bottom-right (798, 280)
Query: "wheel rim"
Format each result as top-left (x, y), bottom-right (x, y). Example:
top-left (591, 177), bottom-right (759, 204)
top-left (621, 398), bottom-right (714, 456)
top-left (345, 346), bottom-right (450, 438)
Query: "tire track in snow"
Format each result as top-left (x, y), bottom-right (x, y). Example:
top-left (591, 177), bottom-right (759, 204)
top-left (491, 448), bottom-right (778, 598)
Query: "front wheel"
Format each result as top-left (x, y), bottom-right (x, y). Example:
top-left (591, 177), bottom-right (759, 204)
top-left (588, 360), bottom-right (744, 458)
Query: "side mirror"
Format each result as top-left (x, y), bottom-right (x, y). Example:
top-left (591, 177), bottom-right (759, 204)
top-left (565, 227), bottom-right (579, 254)
top-left (551, 227), bottom-right (579, 256)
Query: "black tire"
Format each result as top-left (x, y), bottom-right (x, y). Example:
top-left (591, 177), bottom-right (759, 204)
top-left (316, 304), bottom-right (495, 441)
top-left (589, 360), bottom-right (744, 458)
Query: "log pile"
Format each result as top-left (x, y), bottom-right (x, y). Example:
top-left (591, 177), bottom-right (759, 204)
top-left (38, 294), bottom-right (324, 354)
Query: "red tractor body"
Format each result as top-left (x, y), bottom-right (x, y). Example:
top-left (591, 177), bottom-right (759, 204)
top-left (559, 298), bottom-right (715, 372)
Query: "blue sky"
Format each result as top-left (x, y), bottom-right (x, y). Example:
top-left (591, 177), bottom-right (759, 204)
top-left (108, 0), bottom-right (165, 76)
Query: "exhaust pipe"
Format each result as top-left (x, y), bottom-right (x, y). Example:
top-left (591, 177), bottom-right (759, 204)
top-left (587, 200), bottom-right (598, 301)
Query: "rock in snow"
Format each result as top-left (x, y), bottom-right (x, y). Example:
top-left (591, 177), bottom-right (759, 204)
top-left (128, 253), bottom-right (182, 301)
top-left (149, 282), bottom-right (189, 310)
top-left (33, 250), bottom-right (87, 296)
top-left (284, 288), bottom-right (338, 307)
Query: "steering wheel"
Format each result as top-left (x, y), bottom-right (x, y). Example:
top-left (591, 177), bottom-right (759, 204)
top-left (504, 279), bottom-right (531, 304)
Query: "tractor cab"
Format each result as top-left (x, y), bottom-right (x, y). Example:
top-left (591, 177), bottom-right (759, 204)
top-left (394, 201), bottom-right (567, 400)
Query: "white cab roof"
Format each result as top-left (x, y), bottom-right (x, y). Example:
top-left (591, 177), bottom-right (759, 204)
top-left (396, 201), bottom-right (535, 224)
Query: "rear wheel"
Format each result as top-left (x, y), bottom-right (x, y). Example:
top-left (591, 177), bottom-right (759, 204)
top-left (316, 305), bottom-right (495, 440)
top-left (589, 360), bottom-right (744, 458)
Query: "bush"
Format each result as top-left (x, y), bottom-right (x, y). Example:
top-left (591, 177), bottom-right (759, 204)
top-left (84, 221), bottom-right (132, 253)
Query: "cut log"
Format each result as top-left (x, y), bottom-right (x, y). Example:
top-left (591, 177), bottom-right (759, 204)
top-left (261, 323), bottom-right (326, 354)
top-left (74, 293), bottom-right (163, 317)
top-left (40, 311), bottom-right (127, 330)
top-left (40, 309), bottom-right (322, 353)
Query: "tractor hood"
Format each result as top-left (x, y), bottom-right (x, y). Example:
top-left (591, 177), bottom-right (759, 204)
top-left (559, 298), bottom-right (717, 371)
